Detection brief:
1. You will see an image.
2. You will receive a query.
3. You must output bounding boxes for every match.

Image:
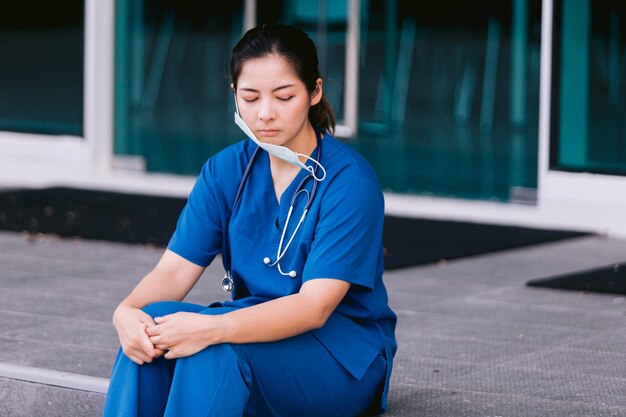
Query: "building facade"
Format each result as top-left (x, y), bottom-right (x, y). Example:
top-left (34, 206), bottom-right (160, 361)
top-left (1, 0), bottom-right (625, 235)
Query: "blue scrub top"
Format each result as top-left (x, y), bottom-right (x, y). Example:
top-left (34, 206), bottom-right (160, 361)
top-left (168, 132), bottom-right (397, 412)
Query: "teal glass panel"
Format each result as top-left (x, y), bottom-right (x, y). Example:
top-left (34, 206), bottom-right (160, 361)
top-left (119, 0), bottom-right (541, 203)
top-left (262, 0), bottom-right (541, 202)
top-left (0, 2), bottom-right (83, 136)
top-left (258, 0), bottom-right (348, 121)
top-left (115, 1), bottom-right (245, 175)
top-left (552, 0), bottom-right (626, 176)
top-left (355, 0), bottom-right (541, 202)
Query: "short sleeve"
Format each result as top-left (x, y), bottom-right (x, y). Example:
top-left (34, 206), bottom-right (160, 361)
top-left (167, 160), bottom-right (224, 267)
top-left (302, 178), bottom-right (384, 289)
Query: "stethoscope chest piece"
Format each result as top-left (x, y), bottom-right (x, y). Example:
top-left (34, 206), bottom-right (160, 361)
top-left (222, 272), bottom-right (234, 292)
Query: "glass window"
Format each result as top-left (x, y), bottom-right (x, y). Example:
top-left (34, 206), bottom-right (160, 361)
top-left (258, 0), bottom-right (348, 121)
top-left (0, 2), bottom-right (84, 136)
top-left (356, 0), bottom-right (542, 202)
top-left (552, 0), bottom-right (626, 176)
top-left (115, 0), bottom-right (245, 175)
top-left (117, 0), bottom-right (542, 204)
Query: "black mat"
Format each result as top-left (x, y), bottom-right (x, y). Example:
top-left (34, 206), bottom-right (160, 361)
top-left (0, 187), bottom-right (185, 246)
top-left (527, 263), bottom-right (626, 295)
top-left (382, 216), bottom-right (589, 269)
top-left (0, 187), bottom-right (589, 270)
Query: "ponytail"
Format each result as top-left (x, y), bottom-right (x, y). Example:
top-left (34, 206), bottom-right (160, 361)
top-left (309, 94), bottom-right (335, 134)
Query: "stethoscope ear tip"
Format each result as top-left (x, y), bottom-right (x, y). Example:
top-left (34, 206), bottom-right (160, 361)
top-left (263, 257), bottom-right (271, 265)
top-left (288, 270), bottom-right (297, 278)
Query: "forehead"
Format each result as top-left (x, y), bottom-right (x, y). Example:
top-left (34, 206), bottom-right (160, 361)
top-left (237, 54), bottom-right (303, 89)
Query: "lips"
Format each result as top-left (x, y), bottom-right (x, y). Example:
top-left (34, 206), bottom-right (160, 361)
top-left (259, 129), bottom-right (279, 137)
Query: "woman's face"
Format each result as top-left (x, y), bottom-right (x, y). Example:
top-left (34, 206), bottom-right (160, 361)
top-left (234, 54), bottom-right (322, 151)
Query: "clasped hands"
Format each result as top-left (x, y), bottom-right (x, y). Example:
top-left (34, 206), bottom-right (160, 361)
top-left (115, 306), bottom-right (219, 365)
top-left (145, 312), bottom-right (213, 360)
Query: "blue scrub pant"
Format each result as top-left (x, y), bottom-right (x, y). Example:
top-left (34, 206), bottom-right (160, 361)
top-left (103, 301), bottom-right (386, 417)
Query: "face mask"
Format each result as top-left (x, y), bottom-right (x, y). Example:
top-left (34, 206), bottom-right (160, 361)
top-left (233, 101), bottom-right (326, 181)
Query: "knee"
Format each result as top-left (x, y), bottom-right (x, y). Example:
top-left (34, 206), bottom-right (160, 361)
top-left (179, 343), bottom-right (242, 367)
top-left (141, 301), bottom-right (179, 319)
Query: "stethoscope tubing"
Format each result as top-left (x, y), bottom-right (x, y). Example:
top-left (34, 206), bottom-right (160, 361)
top-left (222, 130), bottom-right (323, 292)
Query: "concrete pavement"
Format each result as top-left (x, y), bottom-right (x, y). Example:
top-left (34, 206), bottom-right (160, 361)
top-left (1, 230), bottom-right (626, 416)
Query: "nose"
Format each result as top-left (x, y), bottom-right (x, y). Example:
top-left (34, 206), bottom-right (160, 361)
top-left (257, 98), bottom-right (276, 122)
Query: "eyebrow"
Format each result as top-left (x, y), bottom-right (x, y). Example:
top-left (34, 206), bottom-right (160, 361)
top-left (239, 84), bottom-right (295, 93)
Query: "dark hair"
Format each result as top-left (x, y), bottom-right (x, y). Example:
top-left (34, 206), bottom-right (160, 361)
top-left (230, 24), bottom-right (336, 134)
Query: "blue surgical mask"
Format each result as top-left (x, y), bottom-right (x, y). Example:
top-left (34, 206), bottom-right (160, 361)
top-left (233, 101), bottom-right (326, 181)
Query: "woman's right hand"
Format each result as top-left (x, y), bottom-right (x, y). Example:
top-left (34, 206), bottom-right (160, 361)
top-left (112, 304), bottom-right (165, 365)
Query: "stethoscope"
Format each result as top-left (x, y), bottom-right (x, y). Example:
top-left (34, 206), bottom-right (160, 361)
top-left (221, 130), bottom-right (323, 292)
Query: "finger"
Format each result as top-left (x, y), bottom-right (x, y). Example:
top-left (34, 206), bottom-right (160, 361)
top-left (128, 355), bottom-right (144, 365)
top-left (154, 316), bottom-right (166, 324)
top-left (140, 317), bottom-right (156, 326)
top-left (139, 331), bottom-right (159, 355)
top-left (125, 348), bottom-right (151, 364)
top-left (145, 325), bottom-right (159, 337)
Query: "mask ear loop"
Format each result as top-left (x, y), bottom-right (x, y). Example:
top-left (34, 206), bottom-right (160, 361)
top-left (299, 154), bottom-right (326, 182)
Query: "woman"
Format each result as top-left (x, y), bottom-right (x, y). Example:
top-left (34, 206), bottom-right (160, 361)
top-left (103, 24), bottom-right (397, 417)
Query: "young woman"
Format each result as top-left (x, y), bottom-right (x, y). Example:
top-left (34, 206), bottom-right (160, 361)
top-left (103, 24), bottom-right (397, 417)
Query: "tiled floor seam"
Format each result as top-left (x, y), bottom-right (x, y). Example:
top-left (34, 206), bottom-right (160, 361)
top-left (0, 363), bottom-right (109, 393)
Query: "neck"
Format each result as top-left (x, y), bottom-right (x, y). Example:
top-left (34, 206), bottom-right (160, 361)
top-left (269, 124), bottom-right (317, 171)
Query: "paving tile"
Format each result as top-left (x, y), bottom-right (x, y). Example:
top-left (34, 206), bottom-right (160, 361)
top-left (474, 285), bottom-right (626, 312)
top-left (0, 252), bottom-right (155, 281)
top-left (568, 327), bottom-right (626, 353)
top-left (416, 297), bottom-right (625, 330)
top-left (390, 356), bottom-right (482, 387)
top-left (384, 385), bottom-right (446, 417)
top-left (384, 272), bottom-right (492, 297)
top-left (441, 365), bottom-right (626, 407)
top-left (0, 288), bottom-right (117, 322)
top-left (0, 378), bottom-right (105, 417)
top-left (393, 310), bottom-right (481, 336)
top-left (0, 231), bottom-right (162, 266)
top-left (396, 310), bottom-right (597, 346)
top-left (388, 290), bottom-right (447, 311)
top-left (1, 270), bottom-right (140, 300)
top-left (408, 236), bottom-right (626, 286)
top-left (504, 346), bottom-right (626, 379)
top-left (386, 387), bottom-right (626, 417)
top-left (399, 331), bottom-right (547, 365)
top-left (0, 310), bottom-right (117, 349)
top-left (0, 336), bottom-right (116, 378)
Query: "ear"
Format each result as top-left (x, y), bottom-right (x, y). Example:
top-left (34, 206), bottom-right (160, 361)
top-left (310, 78), bottom-right (323, 106)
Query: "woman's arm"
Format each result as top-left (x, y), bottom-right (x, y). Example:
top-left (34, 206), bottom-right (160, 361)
top-left (112, 249), bottom-right (205, 364)
top-left (223, 278), bottom-right (351, 342)
top-left (145, 279), bottom-right (350, 359)
top-left (118, 249), bottom-right (205, 309)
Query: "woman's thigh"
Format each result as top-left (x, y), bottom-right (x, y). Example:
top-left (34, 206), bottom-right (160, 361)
top-left (229, 332), bottom-right (386, 417)
top-left (143, 303), bottom-right (385, 416)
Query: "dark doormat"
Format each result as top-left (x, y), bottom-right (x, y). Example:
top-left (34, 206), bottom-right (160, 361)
top-left (382, 216), bottom-right (589, 269)
top-left (527, 263), bottom-right (626, 295)
top-left (0, 187), bottom-right (589, 270)
top-left (0, 187), bottom-right (186, 246)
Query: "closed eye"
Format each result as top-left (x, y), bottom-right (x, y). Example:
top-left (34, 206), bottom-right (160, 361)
top-left (242, 97), bottom-right (258, 103)
top-left (277, 96), bottom-right (294, 101)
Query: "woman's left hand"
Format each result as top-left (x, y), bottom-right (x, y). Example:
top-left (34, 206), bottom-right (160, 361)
top-left (145, 312), bottom-right (224, 359)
